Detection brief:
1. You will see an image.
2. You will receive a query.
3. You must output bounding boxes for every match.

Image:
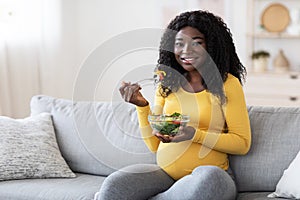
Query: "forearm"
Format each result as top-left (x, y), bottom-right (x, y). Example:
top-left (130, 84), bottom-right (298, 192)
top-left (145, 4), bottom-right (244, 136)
top-left (192, 127), bottom-right (251, 155)
top-left (193, 75), bottom-right (251, 155)
top-left (136, 105), bottom-right (160, 152)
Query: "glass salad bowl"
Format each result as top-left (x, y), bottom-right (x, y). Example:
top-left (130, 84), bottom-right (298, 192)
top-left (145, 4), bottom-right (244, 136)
top-left (148, 112), bottom-right (190, 136)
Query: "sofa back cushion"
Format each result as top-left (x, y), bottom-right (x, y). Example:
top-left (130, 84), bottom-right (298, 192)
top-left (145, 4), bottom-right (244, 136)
top-left (229, 106), bottom-right (300, 192)
top-left (30, 95), bottom-right (156, 176)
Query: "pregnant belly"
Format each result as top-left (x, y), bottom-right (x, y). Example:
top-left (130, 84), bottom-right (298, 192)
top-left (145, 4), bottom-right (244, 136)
top-left (156, 141), bottom-right (228, 180)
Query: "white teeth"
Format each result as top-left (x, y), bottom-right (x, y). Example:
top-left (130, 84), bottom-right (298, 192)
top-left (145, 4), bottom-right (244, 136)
top-left (182, 58), bottom-right (195, 61)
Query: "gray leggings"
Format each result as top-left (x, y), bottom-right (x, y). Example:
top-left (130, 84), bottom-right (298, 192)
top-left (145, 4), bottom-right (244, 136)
top-left (97, 164), bottom-right (237, 200)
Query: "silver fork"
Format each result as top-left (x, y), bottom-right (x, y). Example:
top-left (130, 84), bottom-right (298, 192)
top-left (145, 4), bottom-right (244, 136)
top-left (123, 76), bottom-right (159, 102)
top-left (136, 78), bottom-right (156, 86)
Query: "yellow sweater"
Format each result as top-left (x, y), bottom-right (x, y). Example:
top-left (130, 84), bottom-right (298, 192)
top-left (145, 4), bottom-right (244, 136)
top-left (136, 74), bottom-right (251, 180)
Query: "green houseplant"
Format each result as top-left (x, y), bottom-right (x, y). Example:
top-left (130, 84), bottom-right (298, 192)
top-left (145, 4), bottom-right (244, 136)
top-left (251, 50), bottom-right (270, 60)
top-left (251, 50), bottom-right (270, 72)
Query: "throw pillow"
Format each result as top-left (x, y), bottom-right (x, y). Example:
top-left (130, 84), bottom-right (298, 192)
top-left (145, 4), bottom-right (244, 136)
top-left (268, 150), bottom-right (300, 199)
top-left (0, 113), bottom-right (76, 181)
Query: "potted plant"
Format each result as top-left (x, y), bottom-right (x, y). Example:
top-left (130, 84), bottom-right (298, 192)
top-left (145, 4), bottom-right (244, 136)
top-left (251, 50), bottom-right (270, 72)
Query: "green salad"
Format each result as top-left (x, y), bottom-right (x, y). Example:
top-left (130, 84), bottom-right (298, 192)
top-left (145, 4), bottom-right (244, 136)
top-left (150, 112), bottom-right (189, 136)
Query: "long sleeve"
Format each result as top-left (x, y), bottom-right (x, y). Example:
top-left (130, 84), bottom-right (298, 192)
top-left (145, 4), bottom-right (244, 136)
top-left (135, 87), bottom-right (165, 153)
top-left (134, 74), bottom-right (251, 180)
top-left (192, 75), bottom-right (251, 155)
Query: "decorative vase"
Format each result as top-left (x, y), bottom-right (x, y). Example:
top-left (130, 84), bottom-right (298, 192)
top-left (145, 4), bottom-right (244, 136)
top-left (287, 9), bottom-right (300, 35)
top-left (253, 57), bottom-right (269, 72)
top-left (273, 49), bottom-right (290, 72)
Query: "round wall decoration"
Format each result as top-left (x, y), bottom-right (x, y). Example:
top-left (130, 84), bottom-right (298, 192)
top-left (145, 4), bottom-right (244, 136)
top-left (261, 3), bottom-right (290, 32)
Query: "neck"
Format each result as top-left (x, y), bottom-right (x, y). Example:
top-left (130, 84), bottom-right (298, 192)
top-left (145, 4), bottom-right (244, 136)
top-left (187, 70), bottom-right (202, 83)
top-left (182, 70), bottom-right (205, 93)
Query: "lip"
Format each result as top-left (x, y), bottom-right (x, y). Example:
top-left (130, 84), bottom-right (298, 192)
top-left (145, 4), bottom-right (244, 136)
top-left (180, 56), bottom-right (198, 64)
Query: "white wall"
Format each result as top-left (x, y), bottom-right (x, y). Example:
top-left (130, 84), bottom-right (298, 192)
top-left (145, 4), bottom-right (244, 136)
top-left (72, 0), bottom-right (248, 103)
top-left (73, 0), bottom-right (165, 102)
top-left (224, 0), bottom-right (248, 68)
top-left (39, 0), bottom-right (80, 99)
top-left (0, 0), bottom-right (249, 117)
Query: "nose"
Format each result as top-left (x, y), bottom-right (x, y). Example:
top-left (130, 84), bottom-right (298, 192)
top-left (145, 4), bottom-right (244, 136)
top-left (182, 43), bottom-right (192, 53)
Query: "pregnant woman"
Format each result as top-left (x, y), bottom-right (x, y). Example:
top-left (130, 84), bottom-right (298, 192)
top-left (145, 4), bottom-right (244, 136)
top-left (98, 9), bottom-right (251, 200)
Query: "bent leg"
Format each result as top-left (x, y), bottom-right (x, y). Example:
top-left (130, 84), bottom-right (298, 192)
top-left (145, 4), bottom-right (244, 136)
top-left (151, 165), bottom-right (237, 200)
top-left (97, 164), bottom-right (174, 200)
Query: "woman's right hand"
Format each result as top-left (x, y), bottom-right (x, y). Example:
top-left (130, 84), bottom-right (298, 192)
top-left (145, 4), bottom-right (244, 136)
top-left (153, 126), bottom-right (195, 143)
top-left (119, 81), bottom-right (149, 107)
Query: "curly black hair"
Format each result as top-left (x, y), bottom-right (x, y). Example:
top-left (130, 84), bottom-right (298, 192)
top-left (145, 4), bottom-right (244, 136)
top-left (155, 10), bottom-right (246, 104)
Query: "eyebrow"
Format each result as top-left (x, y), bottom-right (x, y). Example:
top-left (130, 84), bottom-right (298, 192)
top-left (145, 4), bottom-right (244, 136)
top-left (175, 36), bottom-right (204, 40)
top-left (192, 36), bottom-right (204, 40)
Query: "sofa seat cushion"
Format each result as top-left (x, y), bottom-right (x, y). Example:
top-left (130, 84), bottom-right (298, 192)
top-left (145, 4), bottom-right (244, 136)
top-left (0, 173), bottom-right (104, 200)
top-left (237, 192), bottom-right (286, 200)
top-left (230, 106), bottom-right (300, 192)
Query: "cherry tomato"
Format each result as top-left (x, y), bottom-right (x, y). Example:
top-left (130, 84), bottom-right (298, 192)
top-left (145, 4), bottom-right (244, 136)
top-left (172, 120), bottom-right (181, 125)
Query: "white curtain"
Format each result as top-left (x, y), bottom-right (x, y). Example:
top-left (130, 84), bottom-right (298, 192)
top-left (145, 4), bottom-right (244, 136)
top-left (0, 37), bottom-right (11, 116)
top-left (0, 0), bottom-right (44, 117)
top-left (0, 0), bottom-right (69, 118)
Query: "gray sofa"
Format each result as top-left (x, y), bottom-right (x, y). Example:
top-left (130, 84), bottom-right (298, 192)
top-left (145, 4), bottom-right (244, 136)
top-left (0, 95), bottom-right (299, 200)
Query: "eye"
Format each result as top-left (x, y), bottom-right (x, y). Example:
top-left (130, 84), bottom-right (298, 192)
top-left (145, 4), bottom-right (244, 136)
top-left (175, 42), bottom-right (184, 47)
top-left (192, 41), bottom-right (202, 46)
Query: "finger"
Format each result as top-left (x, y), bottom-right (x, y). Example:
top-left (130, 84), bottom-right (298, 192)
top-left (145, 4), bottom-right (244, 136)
top-left (155, 133), bottom-right (167, 139)
top-left (119, 82), bottom-right (130, 97)
top-left (119, 82), bottom-right (126, 91)
top-left (164, 135), bottom-right (173, 143)
top-left (125, 87), bottom-right (134, 102)
top-left (133, 82), bottom-right (141, 87)
top-left (162, 137), bottom-right (171, 143)
top-left (161, 137), bottom-right (170, 143)
top-left (154, 133), bottom-right (167, 143)
top-left (154, 134), bottom-right (165, 142)
top-left (158, 134), bottom-right (172, 143)
top-left (120, 85), bottom-right (130, 100)
top-left (121, 81), bottom-right (131, 87)
top-left (154, 133), bottom-right (162, 138)
top-left (131, 83), bottom-right (141, 92)
top-left (121, 86), bottom-right (127, 100)
top-left (170, 135), bottom-right (180, 143)
top-left (171, 133), bottom-right (187, 143)
top-left (119, 86), bottom-right (126, 97)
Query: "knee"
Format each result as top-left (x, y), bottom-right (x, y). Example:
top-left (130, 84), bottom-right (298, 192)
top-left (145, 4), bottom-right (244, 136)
top-left (191, 166), bottom-right (236, 200)
top-left (101, 164), bottom-right (160, 189)
top-left (98, 170), bottom-right (129, 196)
top-left (191, 166), bottom-right (229, 188)
top-left (98, 170), bottom-right (141, 200)
top-left (192, 165), bottom-right (225, 178)
top-left (192, 165), bottom-right (234, 186)
top-left (97, 164), bottom-right (173, 200)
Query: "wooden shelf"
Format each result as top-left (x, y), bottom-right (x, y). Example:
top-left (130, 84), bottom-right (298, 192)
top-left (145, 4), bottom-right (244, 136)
top-left (245, 0), bottom-right (300, 107)
top-left (247, 70), bottom-right (299, 76)
top-left (247, 32), bottom-right (300, 38)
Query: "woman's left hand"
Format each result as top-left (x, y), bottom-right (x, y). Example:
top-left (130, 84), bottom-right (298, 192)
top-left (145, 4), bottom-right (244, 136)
top-left (153, 126), bottom-right (196, 143)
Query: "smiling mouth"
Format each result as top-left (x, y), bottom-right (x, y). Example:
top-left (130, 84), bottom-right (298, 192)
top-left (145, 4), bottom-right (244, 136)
top-left (180, 57), bottom-right (197, 64)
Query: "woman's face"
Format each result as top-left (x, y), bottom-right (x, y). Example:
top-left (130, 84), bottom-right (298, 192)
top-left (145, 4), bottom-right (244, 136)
top-left (174, 26), bottom-right (207, 72)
